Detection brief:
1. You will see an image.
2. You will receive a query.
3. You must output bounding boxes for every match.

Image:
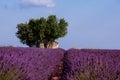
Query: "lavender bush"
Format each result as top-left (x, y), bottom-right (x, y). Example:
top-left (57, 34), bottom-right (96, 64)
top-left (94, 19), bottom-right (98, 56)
top-left (63, 49), bottom-right (120, 80)
top-left (0, 47), bottom-right (65, 80)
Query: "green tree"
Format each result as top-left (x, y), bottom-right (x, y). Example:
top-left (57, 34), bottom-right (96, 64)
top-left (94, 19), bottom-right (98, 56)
top-left (16, 15), bottom-right (68, 48)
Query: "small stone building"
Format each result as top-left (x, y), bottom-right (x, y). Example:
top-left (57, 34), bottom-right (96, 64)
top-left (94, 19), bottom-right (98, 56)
top-left (47, 41), bottom-right (59, 49)
top-left (39, 41), bottom-right (59, 49)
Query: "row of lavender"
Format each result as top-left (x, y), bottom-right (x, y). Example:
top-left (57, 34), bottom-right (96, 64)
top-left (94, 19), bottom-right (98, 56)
top-left (0, 47), bottom-right (65, 80)
top-left (63, 49), bottom-right (120, 80)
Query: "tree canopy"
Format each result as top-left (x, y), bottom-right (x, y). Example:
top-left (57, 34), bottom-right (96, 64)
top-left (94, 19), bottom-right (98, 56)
top-left (16, 15), bottom-right (68, 48)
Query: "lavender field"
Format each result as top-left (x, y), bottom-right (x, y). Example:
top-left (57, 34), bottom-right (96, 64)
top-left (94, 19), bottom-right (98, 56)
top-left (63, 49), bottom-right (120, 80)
top-left (0, 47), bottom-right (120, 80)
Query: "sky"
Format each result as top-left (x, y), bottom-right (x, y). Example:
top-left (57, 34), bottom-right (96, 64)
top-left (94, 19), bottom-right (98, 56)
top-left (0, 0), bottom-right (120, 49)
